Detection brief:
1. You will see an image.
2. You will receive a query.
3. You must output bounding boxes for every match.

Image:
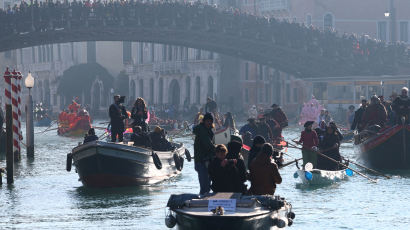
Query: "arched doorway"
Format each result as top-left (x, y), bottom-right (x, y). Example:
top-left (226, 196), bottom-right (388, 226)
top-left (207, 76), bottom-right (213, 99)
top-left (169, 79), bottom-right (180, 105)
top-left (195, 76), bottom-right (201, 104)
top-left (130, 80), bottom-right (136, 102)
top-left (44, 80), bottom-right (51, 106)
top-left (91, 79), bottom-right (103, 114)
top-left (158, 78), bottom-right (163, 104)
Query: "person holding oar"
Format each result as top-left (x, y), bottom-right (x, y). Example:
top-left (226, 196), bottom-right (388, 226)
top-left (317, 124), bottom-right (342, 171)
top-left (294, 121), bottom-right (319, 169)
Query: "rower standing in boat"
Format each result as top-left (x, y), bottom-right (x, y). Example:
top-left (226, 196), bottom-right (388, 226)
top-left (317, 125), bottom-right (342, 171)
top-left (249, 143), bottom-right (282, 195)
top-left (392, 87), bottom-right (410, 124)
top-left (351, 99), bottom-right (368, 131)
top-left (295, 121), bottom-right (319, 169)
top-left (239, 118), bottom-right (258, 138)
top-left (223, 112), bottom-right (236, 130)
top-left (271, 104), bottom-right (288, 129)
top-left (361, 95), bottom-right (387, 129)
top-left (131, 97), bottom-right (148, 132)
top-left (193, 113), bottom-right (216, 195)
top-left (109, 95), bottom-right (128, 142)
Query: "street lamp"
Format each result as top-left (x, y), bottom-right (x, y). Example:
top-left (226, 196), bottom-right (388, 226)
top-left (25, 72), bottom-right (35, 157)
top-left (384, 11), bottom-right (390, 18)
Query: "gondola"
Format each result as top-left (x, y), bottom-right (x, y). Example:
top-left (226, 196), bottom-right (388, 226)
top-left (67, 140), bottom-right (190, 187)
top-left (165, 193), bottom-right (295, 230)
top-left (357, 120), bottom-right (410, 170)
top-left (294, 168), bottom-right (350, 185)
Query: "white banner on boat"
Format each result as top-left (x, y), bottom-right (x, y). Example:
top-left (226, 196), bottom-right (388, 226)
top-left (208, 199), bottom-right (236, 213)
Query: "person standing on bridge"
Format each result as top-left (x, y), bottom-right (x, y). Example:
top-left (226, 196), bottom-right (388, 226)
top-left (109, 95), bottom-right (128, 142)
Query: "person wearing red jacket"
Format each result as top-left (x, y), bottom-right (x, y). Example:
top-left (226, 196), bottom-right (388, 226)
top-left (361, 95), bottom-right (387, 129)
top-left (295, 121), bottom-right (319, 168)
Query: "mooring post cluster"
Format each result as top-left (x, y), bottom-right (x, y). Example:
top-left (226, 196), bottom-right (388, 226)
top-left (3, 68), bottom-right (24, 184)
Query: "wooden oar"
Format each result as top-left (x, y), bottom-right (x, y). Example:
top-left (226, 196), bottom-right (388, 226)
top-left (341, 156), bottom-right (391, 179)
top-left (288, 142), bottom-right (377, 183)
top-left (40, 119), bottom-right (57, 133)
top-left (35, 127), bottom-right (58, 134)
top-left (280, 158), bottom-right (303, 168)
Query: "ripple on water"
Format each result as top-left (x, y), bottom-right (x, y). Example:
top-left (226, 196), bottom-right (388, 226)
top-left (1, 124), bottom-right (410, 229)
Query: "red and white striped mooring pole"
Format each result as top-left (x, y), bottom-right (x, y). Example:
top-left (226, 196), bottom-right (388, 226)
top-left (11, 70), bottom-right (21, 160)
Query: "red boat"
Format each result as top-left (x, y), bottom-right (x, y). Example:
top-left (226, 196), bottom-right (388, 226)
top-left (58, 108), bottom-right (91, 137)
top-left (358, 122), bottom-right (410, 170)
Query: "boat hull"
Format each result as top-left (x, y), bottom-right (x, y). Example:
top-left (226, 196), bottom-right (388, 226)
top-left (58, 118), bottom-right (91, 137)
top-left (296, 169), bottom-right (347, 185)
top-left (71, 141), bottom-right (185, 187)
top-left (174, 211), bottom-right (282, 230)
top-left (359, 125), bottom-right (410, 170)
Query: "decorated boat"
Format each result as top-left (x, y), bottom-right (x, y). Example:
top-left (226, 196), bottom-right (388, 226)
top-left (298, 97), bottom-right (323, 126)
top-left (57, 109), bottom-right (91, 137)
top-left (67, 140), bottom-right (190, 187)
top-left (165, 193), bottom-right (295, 230)
top-left (357, 120), bottom-right (410, 170)
top-left (294, 162), bottom-right (352, 185)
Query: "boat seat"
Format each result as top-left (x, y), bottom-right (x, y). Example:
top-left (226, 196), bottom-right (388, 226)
top-left (186, 198), bottom-right (256, 208)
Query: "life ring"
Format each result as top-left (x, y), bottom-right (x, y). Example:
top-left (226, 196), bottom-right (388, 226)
top-left (184, 149), bottom-right (192, 162)
top-left (152, 152), bottom-right (162, 170)
top-left (66, 153), bottom-right (72, 172)
top-left (173, 153), bottom-right (183, 171)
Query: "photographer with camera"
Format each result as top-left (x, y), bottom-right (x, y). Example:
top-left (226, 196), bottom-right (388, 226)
top-left (109, 95), bottom-right (128, 142)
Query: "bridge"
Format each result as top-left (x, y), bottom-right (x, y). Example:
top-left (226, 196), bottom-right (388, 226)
top-left (0, 1), bottom-right (407, 77)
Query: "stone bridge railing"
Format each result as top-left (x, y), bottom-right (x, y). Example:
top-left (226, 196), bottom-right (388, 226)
top-left (0, 1), bottom-right (408, 77)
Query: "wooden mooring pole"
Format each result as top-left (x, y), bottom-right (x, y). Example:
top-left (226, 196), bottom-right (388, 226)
top-left (6, 104), bottom-right (14, 184)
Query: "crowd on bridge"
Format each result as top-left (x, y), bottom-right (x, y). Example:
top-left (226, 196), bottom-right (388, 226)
top-left (0, 0), bottom-right (408, 76)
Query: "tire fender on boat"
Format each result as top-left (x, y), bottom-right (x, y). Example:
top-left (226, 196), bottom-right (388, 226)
top-left (184, 149), bottom-right (192, 162)
top-left (66, 153), bottom-right (72, 172)
top-left (173, 153), bottom-right (183, 171)
top-left (152, 152), bottom-right (162, 170)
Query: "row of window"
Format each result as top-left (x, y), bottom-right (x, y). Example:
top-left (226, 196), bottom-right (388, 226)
top-left (122, 42), bottom-right (214, 65)
top-left (243, 83), bottom-right (298, 104)
top-left (378, 21), bottom-right (408, 42)
top-left (129, 76), bottom-right (214, 105)
top-left (17, 43), bottom-right (75, 65)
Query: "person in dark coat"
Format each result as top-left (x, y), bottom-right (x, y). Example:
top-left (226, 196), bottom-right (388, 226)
top-left (351, 99), bottom-right (368, 131)
top-left (242, 131), bottom-right (253, 148)
top-left (361, 95), bottom-right (387, 129)
top-left (223, 112), bottom-right (236, 130)
top-left (131, 126), bottom-right (151, 148)
top-left (239, 118), bottom-right (258, 138)
top-left (329, 122), bottom-right (343, 142)
top-left (247, 135), bottom-right (266, 169)
top-left (265, 113), bottom-right (282, 141)
top-left (224, 135), bottom-right (247, 194)
top-left (314, 120), bottom-right (327, 145)
top-left (109, 95), bottom-right (128, 142)
top-left (205, 97), bottom-right (217, 113)
top-left (271, 104), bottom-right (288, 128)
top-left (150, 126), bottom-right (172, 151)
top-left (193, 113), bottom-right (216, 195)
top-left (208, 144), bottom-right (230, 193)
top-left (131, 97), bottom-right (148, 132)
top-left (317, 125), bottom-right (342, 171)
top-left (392, 87), bottom-right (410, 124)
top-left (83, 128), bottom-right (98, 144)
top-left (256, 117), bottom-right (273, 142)
top-left (249, 143), bottom-right (282, 195)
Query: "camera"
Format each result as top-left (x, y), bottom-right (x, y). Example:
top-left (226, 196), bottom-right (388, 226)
top-left (119, 96), bottom-right (125, 104)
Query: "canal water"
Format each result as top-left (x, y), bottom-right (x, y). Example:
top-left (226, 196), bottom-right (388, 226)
top-left (0, 122), bottom-right (409, 229)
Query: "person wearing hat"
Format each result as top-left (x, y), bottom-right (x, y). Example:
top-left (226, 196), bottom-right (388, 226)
top-left (295, 121), bottom-right (319, 168)
top-left (247, 135), bottom-right (266, 169)
top-left (270, 104), bottom-right (288, 129)
top-left (264, 112), bottom-right (282, 141)
top-left (224, 135), bottom-right (247, 193)
top-left (109, 95), bottom-right (129, 142)
top-left (193, 112), bottom-right (216, 195)
top-left (361, 95), bottom-right (387, 129)
top-left (239, 118), bottom-right (258, 138)
top-left (392, 87), bottom-right (410, 124)
top-left (223, 112), bottom-right (236, 130)
top-left (205, 97), bottom-right (217, 114)
top-left (256, 116), bottom-right (273, 142)
top-left (351, 99), bottom-right (368, 131)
